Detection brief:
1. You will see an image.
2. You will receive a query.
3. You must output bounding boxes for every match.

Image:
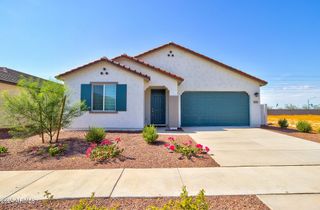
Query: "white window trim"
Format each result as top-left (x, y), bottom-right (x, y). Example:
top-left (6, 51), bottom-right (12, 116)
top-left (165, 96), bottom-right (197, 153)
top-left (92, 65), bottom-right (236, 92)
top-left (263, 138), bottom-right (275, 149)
top-left (91, 83), bottom-right (117, 112)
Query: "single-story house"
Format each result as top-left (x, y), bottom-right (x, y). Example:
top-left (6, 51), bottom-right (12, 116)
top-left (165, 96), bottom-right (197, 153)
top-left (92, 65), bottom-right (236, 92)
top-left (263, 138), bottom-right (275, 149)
top-left (56, 42), bottom-right (267, 130)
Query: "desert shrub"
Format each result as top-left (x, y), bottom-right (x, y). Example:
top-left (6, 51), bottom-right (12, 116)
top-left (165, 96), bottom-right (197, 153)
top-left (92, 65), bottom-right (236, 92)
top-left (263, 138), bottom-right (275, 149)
top-left (86, 138), bottom-right (123, 162)
top-left (165, 137), bottom-right (210, 159)
top-left (71, 192), bottom-right (118, 210)
top-left (85, 127), bottom-right (106, 143)
top-left (89, 145), bottom-right (123, 162)
top-left (296, 121), bottom-right (312, 133)
top-left (42, 190), bottom-right (54, 207)
top-left (175, 144), bottom-right (199, 159)
top-left (0, 146), bottom-right (8, 154)
top-left (278, 118), bottom-right (289, 128)
top-left (142, 125), bottom-right (158, 144)
top-left (47, 144), bottom-right (67, 157)
top-left (147, 186), bottom-right (208, 210)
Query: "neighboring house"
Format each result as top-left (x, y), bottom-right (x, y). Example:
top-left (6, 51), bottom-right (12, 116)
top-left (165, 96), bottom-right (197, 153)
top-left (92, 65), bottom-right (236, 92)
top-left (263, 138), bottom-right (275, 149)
top-left (56, 42), bottom-right (267, 130)
top-left (0, 67), bottom-right (46, 94)
top-left (0, 67), bottom-right (46, 127)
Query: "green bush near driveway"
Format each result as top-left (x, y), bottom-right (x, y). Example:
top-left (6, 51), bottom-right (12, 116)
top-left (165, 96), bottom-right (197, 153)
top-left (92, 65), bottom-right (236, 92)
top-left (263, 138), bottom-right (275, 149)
top-left (85, 127), bottom-right (106, 143)
top-left (142, 125), bottom-right (158, 144)
top-left (296, 121), bottom-right (312, 133)
top-left (278, 118), bottom-right (289, 128)
top-left (89, 144), bottom-right (123, 162)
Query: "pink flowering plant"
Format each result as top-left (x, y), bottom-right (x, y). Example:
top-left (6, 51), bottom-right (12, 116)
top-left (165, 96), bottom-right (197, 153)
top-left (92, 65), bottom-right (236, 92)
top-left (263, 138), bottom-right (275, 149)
top-left (86, 138), bottom-right (124, 162)
top-left (164, 137), bottom-right (210, 159)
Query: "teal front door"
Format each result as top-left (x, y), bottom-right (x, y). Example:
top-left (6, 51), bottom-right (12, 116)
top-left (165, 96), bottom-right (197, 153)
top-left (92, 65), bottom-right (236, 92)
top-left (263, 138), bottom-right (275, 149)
top-left (151, 89), bottom-right (166, 125)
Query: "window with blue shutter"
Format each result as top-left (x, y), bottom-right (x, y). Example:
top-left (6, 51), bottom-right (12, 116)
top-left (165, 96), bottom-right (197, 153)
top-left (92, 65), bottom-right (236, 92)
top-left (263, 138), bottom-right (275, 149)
top-left (80, 84), bottom-right (92, 110)
top-left (91, 84), bottom-right (117, 112)
top-left (81, 83), bottom-right (127, 112)
top-left (116, 84), bottom-right (127, 111)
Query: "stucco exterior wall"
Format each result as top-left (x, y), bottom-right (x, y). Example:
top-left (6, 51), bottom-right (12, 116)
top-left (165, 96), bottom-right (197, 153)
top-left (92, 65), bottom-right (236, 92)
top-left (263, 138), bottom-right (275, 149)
top-left (114, 57), bottom-right (178, 95)
top-left (115, 57), bottom-right (178, 126)
top-left (138, 46), bottom-right (262, 127)
top-left (61, 61), bottom-right (145, 129)
top-left (0, 82), bottom-right (20, 94)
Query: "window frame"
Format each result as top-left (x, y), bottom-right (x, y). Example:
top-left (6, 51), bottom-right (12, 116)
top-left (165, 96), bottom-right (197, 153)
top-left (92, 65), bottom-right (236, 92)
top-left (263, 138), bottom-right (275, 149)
top-left (91, 82), bottom-right (117, 113)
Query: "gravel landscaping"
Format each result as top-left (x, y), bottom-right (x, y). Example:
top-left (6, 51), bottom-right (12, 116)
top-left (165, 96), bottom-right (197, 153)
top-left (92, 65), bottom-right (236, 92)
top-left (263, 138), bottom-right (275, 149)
top-left (262, 125), bottom-right (320, 143)
top-left (0, 195), bottom-right (269, 210)
top-left (0, 131), bottom-right (218, 170)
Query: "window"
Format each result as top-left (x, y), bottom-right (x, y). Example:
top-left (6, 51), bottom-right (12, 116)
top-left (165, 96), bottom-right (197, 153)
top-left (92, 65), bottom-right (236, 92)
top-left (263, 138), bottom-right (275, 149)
top-left (92, 84), bottom-right (116, 111)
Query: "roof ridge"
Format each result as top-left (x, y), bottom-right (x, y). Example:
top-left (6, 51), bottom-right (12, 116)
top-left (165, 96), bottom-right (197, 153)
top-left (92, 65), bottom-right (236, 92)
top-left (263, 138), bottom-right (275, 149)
top-left (112, 54), bottom-right (184, 82)
top-left (56, 57), bottom-right (150, 81)
top-left (135, 42), bottom-right (267, 86)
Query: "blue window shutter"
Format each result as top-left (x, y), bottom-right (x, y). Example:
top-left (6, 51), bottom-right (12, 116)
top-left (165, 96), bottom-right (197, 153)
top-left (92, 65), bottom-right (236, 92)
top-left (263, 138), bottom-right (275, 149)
top-left (81, 84), bottom-right (92, 110)
top-left (116, 84), bottom-right (127, 111)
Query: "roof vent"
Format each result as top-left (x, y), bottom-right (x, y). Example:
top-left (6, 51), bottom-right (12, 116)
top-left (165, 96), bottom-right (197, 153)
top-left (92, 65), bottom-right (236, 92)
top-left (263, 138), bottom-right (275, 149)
top-left (167, 50), bottom-right (174, 57)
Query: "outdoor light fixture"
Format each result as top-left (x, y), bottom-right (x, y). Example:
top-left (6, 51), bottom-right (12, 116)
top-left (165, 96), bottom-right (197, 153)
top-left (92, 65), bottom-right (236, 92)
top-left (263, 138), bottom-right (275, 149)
top-left (254, 92), bottom-right (259, 97)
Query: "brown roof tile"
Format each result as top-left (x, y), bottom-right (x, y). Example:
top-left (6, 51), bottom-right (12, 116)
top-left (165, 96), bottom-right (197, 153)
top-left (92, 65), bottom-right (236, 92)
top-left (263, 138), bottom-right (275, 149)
top-left (56, 57), bottom-right (150, 81)
top-left (0, 67), bottom-right (46, 85)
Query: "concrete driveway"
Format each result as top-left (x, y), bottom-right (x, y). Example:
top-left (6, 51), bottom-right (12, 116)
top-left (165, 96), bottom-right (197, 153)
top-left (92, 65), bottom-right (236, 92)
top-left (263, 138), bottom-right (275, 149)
top-left (182, 127), bottom-right (320, 166)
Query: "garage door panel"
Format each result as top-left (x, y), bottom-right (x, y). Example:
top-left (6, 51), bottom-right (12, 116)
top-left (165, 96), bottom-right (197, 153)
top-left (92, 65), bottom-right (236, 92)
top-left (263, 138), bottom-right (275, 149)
top-left (181, 92), bottom-right (249, 126)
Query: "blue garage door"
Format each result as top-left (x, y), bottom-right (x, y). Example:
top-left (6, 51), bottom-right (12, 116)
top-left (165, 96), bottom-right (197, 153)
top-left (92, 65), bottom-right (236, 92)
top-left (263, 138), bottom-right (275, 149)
top-left (181, 92), bottom-right (249, 126)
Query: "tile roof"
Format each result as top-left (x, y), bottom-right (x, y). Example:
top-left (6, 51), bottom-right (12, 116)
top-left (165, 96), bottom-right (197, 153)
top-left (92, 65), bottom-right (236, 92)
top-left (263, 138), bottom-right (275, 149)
top-left (112, 54), bottom-right (184, 83)
top-left (135, 42), bottom-right (268, 86)
top-left (0, 67), bottom-right (46, 85)
top-left (56, 57), bottom-right (150, 81)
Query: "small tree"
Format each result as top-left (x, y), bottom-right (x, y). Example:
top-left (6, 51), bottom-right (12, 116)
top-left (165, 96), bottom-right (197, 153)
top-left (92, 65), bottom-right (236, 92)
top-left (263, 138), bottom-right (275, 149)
top-left (1, 78), bottom-right (85, 143)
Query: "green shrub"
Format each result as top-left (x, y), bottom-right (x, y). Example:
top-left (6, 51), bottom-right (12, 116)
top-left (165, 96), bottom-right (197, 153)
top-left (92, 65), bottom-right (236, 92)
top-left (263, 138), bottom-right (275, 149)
top-left (89, 144), bottom-right (123, 162)
top-left (296, 121), bottom-right (312, 133)
top-left (142, 125), bottom-right (158, 144)
top-left (175, 145), bottom-right (199, 159)
top-left (85, 127), bottom-right (106, 143)
top-left (71, 193), bottom-right (118, 210)
top-left (0, 146), bottom-right (8, 154)
top-left (278, 118), bottom-right (289, 128)
top-left (147, 186), bottom-right (208, 210)
top-left (48, 144), bottom-right (67, 157)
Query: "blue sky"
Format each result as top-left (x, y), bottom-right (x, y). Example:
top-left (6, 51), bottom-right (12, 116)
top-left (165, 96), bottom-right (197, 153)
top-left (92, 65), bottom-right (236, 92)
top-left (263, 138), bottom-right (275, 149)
top-left (0, 0), bottom-right (320, 107)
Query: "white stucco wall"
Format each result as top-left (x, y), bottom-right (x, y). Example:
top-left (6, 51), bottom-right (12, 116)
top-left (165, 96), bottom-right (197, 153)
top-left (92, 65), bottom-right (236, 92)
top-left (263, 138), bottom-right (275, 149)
top-left (138, 46), bottom-right (263, 127)
top-left (115, 57), bottom-right (175, 125)
top-left (60, 61), bottom-right (146, 129)
top-left (114, 57), bottom-right (178, 95)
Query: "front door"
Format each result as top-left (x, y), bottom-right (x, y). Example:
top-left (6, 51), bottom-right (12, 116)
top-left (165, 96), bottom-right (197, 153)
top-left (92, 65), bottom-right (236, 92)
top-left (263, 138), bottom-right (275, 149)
top-left (151, 89), bottom-right (166, 125)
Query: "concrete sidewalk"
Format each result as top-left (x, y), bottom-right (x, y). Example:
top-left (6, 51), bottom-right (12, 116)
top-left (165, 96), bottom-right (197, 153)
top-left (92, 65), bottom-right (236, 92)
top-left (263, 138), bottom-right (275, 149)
top-left (1, 166), bottom-right (320, 201)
